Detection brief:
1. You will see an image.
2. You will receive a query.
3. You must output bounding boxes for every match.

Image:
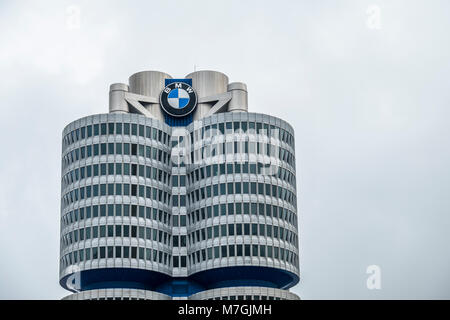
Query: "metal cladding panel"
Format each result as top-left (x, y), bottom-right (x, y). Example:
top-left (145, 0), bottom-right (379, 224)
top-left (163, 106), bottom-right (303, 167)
top-left (185, 70), bottom-right (229, 120)
top-left (164, 113), bottom-right (193, 127)
top-left (185, 70), bottom-right (228, 97)
top-left (128, 71), bottom-right (172, 97)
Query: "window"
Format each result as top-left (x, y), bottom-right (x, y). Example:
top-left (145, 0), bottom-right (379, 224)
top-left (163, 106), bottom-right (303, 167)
top-left (172, 176), bottom-right (178, 187)
top-left (100, 184), bottom-right (106, 196)
top-left (221, 245), bottom-right (227, 258)
top-left (228, 224), bottom-right (235, 236)
top-left (100, 164), bottom-right (107, 175)
top-left (124, 123), bottom-right (130, 135)
top-left (244, 244), bottom-right (251, 256)
top-left (100, 247), bottom-right (106, 259)
top-left (252, 224), bottom-right (258, 236)
top-left (101, 143), bottom-right (107, 155)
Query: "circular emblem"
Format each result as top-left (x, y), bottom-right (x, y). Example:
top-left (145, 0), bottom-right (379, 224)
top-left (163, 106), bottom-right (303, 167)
top-left (160, 82), bottom-right (197, 117)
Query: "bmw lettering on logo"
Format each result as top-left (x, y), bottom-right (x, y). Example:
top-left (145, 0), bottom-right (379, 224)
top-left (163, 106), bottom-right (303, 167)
top-left (160, 82), bottom-right (197, 117)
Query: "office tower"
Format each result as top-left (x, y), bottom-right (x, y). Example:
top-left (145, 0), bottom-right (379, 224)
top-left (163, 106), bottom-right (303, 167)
top-left (60, 70), bottom-right (299, 300)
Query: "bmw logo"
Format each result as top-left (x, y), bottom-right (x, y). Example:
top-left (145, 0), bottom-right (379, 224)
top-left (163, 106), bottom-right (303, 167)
top-left (160, 82), bottom-right (197, 117)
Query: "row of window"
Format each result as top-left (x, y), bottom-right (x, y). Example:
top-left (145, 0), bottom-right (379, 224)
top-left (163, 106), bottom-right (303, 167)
top-left (188, 121), bottom-right (294, 148)
top-left (61, 222), bottom-right (297, 248)
top-left (62, 141), bottom-right (294, 177)
top-left (63, 179), bottom-right (296, 212)
top-left (187, 162), bottom-right (295, 188)
top-left (61, 246), bottom-right (171, 268)
top-left (188, 203), bottom-right (297, 227)
top-left (187, 141), bottom-right (295, 169)
top-left (84, 296), bottom-right (286, 300)
top-left (86, 297), bottom-right (163, 301)
top-left (62, 163), bottom-right (170, 189)
top-left (63, 123), bottom-right (170, 148)
top-left (188, 223), bottom-right (297, 247)
top-left (62, 200), bottom-right (295, 240)
top-left (188, 181), bottom-right (296, 208)
top-left (61, 205), bottom-right (170, 227)
top-left (62, 143), bottom-right (170, 168)
top-left (85, 296), bottom-right (286, 300)
top-left (62, 161), bottom-right (295, 194)
top-left (206, 296), bottom-right (286, 300)
top-left (61, 244), bottom-right (297, 270)
top-left (63, 120), bottom-right (294, 152)
top-left (189, 245), bottom-right (298, 267)
top-left (62, 201), bottom-right (296, 231)
top-left (62, 183), bottom-right (171, 208)
top-left (61, 224), bottom-right (172, 247)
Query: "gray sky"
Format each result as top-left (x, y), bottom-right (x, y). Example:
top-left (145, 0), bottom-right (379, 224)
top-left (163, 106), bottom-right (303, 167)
top-left (0, 0), bottom-right (449, 299)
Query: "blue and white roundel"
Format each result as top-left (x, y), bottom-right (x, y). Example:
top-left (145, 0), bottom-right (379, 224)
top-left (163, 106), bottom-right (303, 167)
top-left (167, 88), bottom-right (190, 109)
top-left (160, 81), bottom-right (197, 117)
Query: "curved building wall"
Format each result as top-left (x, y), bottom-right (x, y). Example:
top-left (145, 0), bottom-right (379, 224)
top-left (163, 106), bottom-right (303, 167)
top-left (63, 288), bottom-right (171, 300)
top-left (188, 287), bottom-right (300, 300)
top-left (60, 113), bottom-right (173, 291)
top-left (184, 112), bottom-right (298, 289)
top-left (60, 112), bottom-right (299, 298)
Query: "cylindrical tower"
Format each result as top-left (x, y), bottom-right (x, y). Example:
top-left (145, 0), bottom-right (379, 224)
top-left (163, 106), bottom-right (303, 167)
top-left (185, 70), bottom-right (229, 120)
top-left (185, 112), bottom-right (299, 293)
top-left (60, 113), bottom-right (173, 294)
top-left (60, 70), bottom-right (300, 300)
top-left (129, 70), bottom-right (172, 97)
top-left (109, 83), bottom-right (129, 114)
top-left (129, 71), bottom-right (172, 121)
top-left (227, 82), bottom-right (248, 112)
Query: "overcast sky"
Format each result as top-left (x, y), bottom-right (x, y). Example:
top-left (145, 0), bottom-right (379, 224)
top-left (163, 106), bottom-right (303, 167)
top-left (0, 0), bottom-right (449, 299)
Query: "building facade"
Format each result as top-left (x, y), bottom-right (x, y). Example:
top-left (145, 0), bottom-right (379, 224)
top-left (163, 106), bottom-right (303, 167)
top-left (59, 70), bottom-right (299, 300)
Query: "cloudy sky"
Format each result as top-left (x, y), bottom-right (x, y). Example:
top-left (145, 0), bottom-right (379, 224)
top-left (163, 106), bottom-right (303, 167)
top-left (0, 0), bottom-right (449, 299)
